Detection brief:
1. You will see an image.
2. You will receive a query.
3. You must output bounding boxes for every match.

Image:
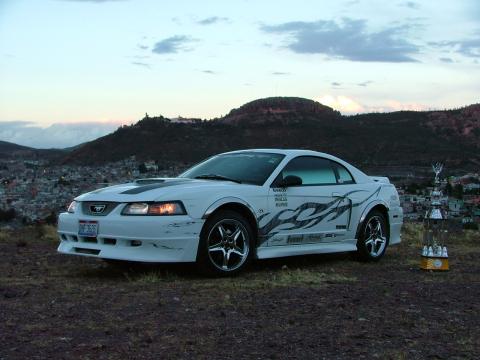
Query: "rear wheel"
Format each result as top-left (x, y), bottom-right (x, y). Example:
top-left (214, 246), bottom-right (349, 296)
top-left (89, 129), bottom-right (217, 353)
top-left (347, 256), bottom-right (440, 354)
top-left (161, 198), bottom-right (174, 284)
top-left (356, 210), bottom-right (389, 261)
top-left (197, 210), bottom-right (254, 276)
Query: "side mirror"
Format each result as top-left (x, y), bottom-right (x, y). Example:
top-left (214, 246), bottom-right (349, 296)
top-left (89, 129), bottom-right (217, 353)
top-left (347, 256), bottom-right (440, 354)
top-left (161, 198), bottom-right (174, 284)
top-left (279, 175), bottom-right (302, 187)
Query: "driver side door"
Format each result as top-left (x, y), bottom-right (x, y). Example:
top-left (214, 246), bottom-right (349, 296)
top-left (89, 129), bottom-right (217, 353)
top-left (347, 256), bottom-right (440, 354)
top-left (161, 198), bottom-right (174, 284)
top-left (259, 156), bottom-right (353, 247)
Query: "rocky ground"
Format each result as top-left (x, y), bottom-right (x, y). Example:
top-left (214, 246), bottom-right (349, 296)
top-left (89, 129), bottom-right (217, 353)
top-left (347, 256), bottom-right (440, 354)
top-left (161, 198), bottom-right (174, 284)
top-left (1, 224), bottom-right (479, 359)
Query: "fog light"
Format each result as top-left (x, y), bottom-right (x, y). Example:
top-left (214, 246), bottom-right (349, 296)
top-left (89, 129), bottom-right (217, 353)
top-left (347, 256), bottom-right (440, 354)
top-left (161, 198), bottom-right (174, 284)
top-left (130, 240), bottom-right (142, 247)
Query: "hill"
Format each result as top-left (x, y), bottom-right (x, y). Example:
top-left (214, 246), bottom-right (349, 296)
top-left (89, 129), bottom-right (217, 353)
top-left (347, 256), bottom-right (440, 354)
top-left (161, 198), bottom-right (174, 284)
top-left (0, 140), bottom-right (66, 161)
top-left (62, 97), bottom-right (480, 170)
top-left (0, 140), bottom-right (33, 155)
top-left (220, 97), bottom-right (340, 125)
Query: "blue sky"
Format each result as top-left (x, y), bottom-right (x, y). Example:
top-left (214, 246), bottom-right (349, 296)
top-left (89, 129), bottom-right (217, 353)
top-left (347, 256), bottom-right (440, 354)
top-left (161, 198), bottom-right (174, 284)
top-left (0, 0), bottom-right (479, 148)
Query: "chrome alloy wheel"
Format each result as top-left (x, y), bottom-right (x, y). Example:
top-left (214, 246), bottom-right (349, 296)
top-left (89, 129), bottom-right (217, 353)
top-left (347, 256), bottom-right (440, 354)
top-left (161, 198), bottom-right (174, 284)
top-left (363, 215), bottom-right (387, 257)
top-left (207, 219), bottom-right (250, 272)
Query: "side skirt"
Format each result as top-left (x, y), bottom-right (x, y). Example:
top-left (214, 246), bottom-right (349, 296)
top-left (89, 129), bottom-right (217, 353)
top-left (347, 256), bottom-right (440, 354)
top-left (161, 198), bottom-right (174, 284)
top-left (255, 239), bottom-right (358, 259)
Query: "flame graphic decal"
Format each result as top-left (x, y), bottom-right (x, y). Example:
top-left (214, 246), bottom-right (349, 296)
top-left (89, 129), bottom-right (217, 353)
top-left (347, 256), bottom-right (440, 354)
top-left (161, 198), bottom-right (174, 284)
top-left (258, 187), bottom-right (381, 245)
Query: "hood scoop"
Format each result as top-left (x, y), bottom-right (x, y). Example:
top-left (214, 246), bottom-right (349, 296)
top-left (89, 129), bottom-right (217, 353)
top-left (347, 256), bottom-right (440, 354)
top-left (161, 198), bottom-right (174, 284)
top-left (134, 178), bottom-right (167, 185)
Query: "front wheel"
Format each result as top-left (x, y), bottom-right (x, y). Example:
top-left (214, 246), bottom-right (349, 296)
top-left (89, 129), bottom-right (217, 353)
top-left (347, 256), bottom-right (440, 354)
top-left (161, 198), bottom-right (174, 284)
top-left (356, 210), bottom-right (389, 261)
top-left (197, 210), bottom-right (254, 276)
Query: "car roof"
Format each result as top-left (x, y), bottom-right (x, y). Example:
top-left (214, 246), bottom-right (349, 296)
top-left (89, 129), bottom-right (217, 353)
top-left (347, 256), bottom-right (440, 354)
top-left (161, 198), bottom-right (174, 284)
top-left (224, 148), bottom-right (324, 155)
top-left (224, 148), bottom-right (342, 160)
top-left (222, 148), bottom-right (371, 183)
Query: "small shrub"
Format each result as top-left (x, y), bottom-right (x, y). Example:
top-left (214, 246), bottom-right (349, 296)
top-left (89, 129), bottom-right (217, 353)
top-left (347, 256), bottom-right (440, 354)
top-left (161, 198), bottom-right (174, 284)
top-left (463, 222), bottom-right (479, 231)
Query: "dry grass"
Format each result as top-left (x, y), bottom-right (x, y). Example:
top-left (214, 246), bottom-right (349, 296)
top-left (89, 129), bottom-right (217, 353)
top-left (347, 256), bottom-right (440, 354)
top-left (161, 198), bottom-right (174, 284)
top-left (39, 225), bottom-right (59, 243)
top-left (121, 266), bottom-right (357, 290)
top-left (0, 229), bottom-right (11, 242)
top-left (401, 222), bottom-right (424, 248)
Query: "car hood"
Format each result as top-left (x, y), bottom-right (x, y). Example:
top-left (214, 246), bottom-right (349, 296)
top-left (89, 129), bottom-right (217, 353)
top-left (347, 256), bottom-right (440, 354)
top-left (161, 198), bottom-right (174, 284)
top-left (75, 178), bottom-right (254, 202)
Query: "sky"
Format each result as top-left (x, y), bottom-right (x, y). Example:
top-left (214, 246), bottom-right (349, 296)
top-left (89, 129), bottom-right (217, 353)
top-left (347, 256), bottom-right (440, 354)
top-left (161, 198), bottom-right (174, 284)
top-left (0, 0), bottom-right (479, 148)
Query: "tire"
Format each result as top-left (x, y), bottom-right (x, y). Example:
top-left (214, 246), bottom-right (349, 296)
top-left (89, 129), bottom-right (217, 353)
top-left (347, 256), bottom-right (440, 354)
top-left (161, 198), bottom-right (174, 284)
top-left (197, 210), bottom-right (255, 276)
top-left (356, 210), bottom-right (389, 262)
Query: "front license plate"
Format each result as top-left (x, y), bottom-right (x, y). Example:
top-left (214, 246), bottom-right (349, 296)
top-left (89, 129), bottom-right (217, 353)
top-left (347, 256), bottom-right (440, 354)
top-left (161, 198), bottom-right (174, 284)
top-left (79, 220), bottom-right (98, 237)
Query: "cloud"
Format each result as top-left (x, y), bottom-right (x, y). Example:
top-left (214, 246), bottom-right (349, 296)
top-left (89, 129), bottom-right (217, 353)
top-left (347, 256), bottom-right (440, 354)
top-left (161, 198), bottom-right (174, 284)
top-left (439, 57), bottom-right (454, 63)
top-left (60, 0), bottom-right (127, 3)
top-left (379, 100), bottom-right (429, 112)
top-left (130, 55), bottom-right (150, 59)
top-left (131, 61), bottom-right (151, 68)
top-left (152, 35), bottom-right (196, 54)
top-left (431, 35), bottom-right (480, 58)
top-left (0, 121), bottom-right (127, 149)
top-left (202, 70), bottom-right (216, 74)
top-left (400, 1), bottom-right (419, 9)
top-left (331, 82), bottom-right (342, 86)
top-left (261, 18), bottom-right (420, 62)
top-left (316, 95), bottom-right (428, 114)
top-left (197, 16), bottom-right (229, 25)
top-left (357, 80), bottom-right (373, 87)
top-left (271, 71), bottom-right (290, 75)
top-left (317, 95), bottom-right (364, 113)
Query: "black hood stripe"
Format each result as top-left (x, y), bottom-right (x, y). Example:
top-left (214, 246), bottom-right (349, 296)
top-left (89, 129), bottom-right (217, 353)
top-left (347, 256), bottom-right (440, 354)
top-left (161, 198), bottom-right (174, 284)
top-left (121, 178), bottom-right (193, 194)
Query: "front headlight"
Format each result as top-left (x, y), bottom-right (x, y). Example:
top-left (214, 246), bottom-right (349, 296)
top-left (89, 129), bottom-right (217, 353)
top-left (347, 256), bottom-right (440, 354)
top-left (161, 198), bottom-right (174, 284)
top-left (122, 201), bottom-right (187, 216)
top-left (67, 200), bottom-right (78, 213)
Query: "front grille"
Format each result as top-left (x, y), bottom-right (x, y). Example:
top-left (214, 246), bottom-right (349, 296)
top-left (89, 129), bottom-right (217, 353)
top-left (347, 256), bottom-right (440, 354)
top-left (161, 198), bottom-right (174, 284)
top-left (81, 202), bottom-right (119, 216)
top-left (103, 238), bottom-right (116, 245)
top-left (82, 236), bottom-right (98, 243)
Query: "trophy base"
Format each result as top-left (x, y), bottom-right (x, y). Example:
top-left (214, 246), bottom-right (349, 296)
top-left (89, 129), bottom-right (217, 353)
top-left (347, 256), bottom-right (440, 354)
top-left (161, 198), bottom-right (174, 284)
top-left (420, 256), bottom-right (449, 271)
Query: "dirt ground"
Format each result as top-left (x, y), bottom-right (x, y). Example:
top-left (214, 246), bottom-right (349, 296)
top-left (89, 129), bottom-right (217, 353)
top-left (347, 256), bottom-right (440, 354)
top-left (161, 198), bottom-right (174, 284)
top-left (1, 224), bottom-right (479, 360)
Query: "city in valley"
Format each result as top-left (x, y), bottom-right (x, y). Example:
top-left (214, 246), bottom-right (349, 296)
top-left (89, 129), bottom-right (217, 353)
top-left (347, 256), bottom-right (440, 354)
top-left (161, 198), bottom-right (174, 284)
top-left (1, 156), bottom-right (479, 229)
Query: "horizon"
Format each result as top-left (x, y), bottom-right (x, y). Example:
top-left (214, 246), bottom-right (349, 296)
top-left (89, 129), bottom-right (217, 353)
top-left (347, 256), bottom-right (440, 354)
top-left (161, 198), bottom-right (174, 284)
top-left (1, 0), bottom-right (479, 148)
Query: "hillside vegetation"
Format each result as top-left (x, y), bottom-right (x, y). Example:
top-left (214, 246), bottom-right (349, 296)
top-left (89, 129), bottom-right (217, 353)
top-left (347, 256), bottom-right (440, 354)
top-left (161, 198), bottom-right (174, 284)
top-left (62, 98), bottom-right (480, 170)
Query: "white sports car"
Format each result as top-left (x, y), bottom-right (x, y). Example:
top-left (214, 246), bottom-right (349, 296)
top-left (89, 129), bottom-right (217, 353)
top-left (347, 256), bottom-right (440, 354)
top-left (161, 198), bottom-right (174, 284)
top-left (58, 149), bottom-right (403, 275)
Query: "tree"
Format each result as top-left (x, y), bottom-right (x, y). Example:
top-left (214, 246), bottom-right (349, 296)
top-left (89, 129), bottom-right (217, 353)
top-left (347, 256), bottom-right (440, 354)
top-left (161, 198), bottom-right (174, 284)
top-left (0, 208), bottom-right (16, 222)
top-left (406, 182), bottom-right (420, 194)
top-left (57, 176), bottom-right (70, 186)
top-left (452, 184), bottom-right (464, 199)
top-left (138, 163), bottom-right (147, 173)
top-left (445, 182), bottom-right (453, 196)
top-left (44, 211), bottom-right (57, 225)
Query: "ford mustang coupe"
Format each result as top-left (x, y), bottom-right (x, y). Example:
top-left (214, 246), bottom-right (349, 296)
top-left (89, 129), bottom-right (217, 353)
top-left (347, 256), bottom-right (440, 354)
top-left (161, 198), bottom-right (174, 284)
top-left (58, 149), bottom-right (403, 275)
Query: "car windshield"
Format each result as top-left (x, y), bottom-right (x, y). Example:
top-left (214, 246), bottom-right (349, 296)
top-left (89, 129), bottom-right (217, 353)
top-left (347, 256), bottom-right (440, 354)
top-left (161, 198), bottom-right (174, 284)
top-left (179, 152), bottom-right (285, 185)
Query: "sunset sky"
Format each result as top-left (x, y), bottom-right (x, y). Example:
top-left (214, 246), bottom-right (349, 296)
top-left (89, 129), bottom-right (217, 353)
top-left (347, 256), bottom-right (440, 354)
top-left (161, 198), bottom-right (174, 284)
top-left (0, 0), bottom-right (479, 148)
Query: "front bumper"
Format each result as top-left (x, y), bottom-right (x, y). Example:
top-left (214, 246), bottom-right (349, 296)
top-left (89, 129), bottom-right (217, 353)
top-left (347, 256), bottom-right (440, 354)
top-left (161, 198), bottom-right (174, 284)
top-left (57, 208), bottom-right (204, 263)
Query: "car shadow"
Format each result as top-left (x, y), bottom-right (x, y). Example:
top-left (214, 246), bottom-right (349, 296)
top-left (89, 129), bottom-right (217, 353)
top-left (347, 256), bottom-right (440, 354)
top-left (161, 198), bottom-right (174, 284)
top-left (72, 251), bottom-right (356, 281)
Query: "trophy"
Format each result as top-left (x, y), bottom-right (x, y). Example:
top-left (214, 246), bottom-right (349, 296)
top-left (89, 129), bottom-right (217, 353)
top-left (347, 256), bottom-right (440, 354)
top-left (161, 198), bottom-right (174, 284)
top-left (421, 163), bottom-right (449, 270)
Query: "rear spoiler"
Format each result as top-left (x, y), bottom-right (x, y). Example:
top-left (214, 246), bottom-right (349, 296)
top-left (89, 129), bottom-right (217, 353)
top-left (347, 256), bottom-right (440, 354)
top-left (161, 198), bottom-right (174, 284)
top-left (370, 176), bottom-right (390, 184)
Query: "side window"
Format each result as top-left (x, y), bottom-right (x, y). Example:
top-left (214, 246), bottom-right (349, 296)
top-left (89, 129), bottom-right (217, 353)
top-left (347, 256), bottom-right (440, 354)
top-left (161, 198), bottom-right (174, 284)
top-left (333, 163), bottom-right (355, 184)
top-left (280, 156), bottom-right (337, 185)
